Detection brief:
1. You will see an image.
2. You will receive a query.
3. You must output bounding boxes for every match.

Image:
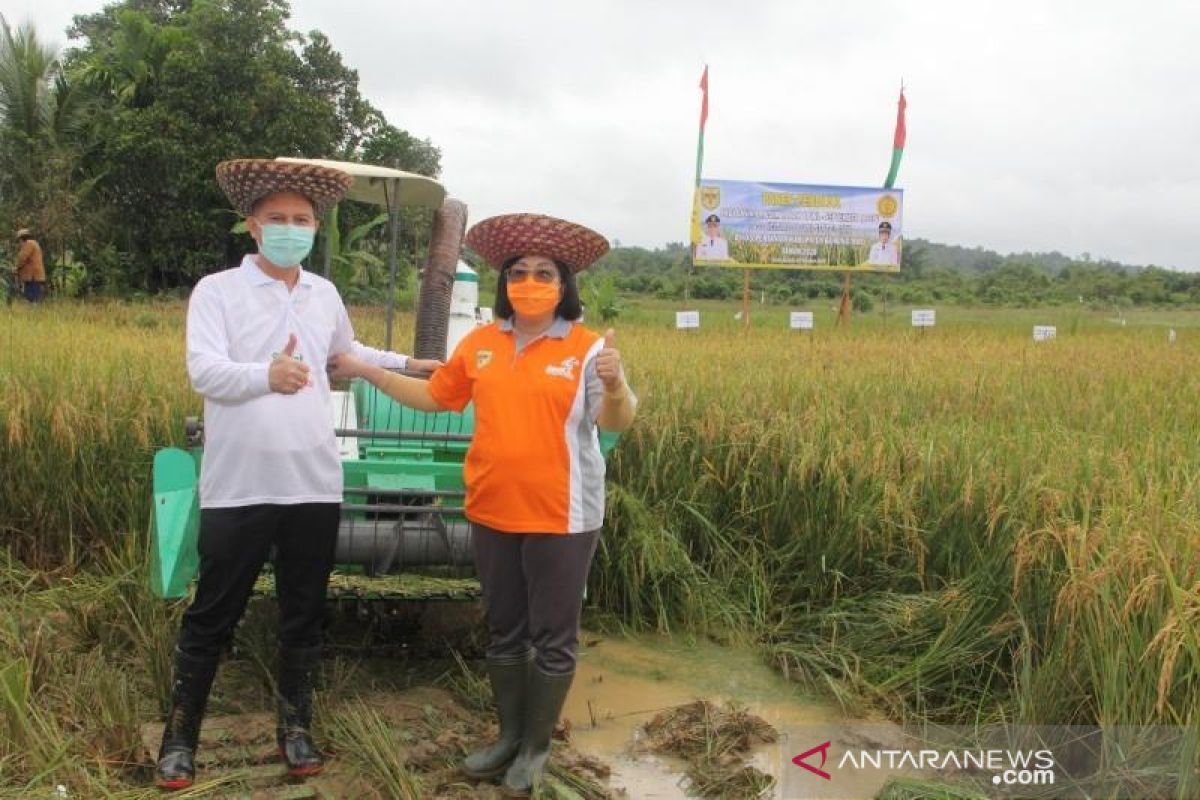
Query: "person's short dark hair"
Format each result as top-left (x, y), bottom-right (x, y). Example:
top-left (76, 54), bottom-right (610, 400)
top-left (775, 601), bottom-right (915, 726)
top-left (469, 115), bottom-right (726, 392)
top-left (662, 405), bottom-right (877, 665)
top-left (878, 221), bottom-right (892, 231)
top-left (704, 214), bottom-right (720, 224)
top-left (495, 256), bottom-right (583, 322)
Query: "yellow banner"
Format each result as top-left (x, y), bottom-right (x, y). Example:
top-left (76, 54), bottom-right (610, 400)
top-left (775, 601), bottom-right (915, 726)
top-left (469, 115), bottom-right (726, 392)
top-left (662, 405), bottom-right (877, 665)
top-left (691, 179), bottom-right (904, 273)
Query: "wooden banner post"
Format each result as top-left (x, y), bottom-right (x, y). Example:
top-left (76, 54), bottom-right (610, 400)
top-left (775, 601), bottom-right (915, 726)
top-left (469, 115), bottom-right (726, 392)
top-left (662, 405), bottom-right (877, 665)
top-left (836, 271), bottom-right (852, 326)
top-left (742, 269), bottom-right (751, 331)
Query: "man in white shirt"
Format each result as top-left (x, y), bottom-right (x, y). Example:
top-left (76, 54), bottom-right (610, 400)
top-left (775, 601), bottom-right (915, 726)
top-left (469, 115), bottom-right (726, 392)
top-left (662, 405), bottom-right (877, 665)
top-left (866, 221), bottom-right (900, 267)
top-left (157, 159), bottom-right (412, 790)
top-left (350, 340), bottom-right (439, 374)
top-left (695, 214), bottom-right (731, 261)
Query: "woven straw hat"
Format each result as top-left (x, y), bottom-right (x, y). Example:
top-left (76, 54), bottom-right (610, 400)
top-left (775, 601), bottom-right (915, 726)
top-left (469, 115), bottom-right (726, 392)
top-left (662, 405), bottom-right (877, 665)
top-left (465, 213), bottom-right (609, 273)
top-left (216, 158), bottom-right (353, 217)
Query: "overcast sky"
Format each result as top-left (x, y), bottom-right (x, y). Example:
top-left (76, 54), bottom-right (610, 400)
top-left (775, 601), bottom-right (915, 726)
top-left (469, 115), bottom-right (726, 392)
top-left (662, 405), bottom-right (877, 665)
top-left (8, 0), bottom-right (1200, 269)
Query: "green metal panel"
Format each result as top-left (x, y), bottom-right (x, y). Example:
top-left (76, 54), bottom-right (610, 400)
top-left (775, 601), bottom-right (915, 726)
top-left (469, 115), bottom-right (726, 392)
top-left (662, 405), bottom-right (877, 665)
top-left (352, 379), bottom-right (621, 456)
top-left (354, 380), bottom-right (475, 439)
top-left (147, 380), bottom-right (621, 598)
top-left (151, 448), bottom-right (201, 599)
top-left (344, 458), bottom-right (467, 487)
top-left (367, 472), bottom-right (436, 492)
top-left (362, 446), bottom-right (435, 461)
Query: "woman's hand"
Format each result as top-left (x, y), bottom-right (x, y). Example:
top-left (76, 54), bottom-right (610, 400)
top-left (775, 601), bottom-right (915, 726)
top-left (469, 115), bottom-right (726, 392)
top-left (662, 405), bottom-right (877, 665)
top-left (596, 328), bottom-right (635, 432)
top-left (327, 352), bottom-right (368, 381)
top-left (595, 329), bottom-right (624, 391)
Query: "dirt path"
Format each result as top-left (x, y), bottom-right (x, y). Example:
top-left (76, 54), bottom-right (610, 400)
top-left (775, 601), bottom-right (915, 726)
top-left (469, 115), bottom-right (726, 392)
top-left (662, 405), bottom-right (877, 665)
top-left (137, 619), bottom-right (854, 799)
top-left (140, 685), bottom-right (614, 799)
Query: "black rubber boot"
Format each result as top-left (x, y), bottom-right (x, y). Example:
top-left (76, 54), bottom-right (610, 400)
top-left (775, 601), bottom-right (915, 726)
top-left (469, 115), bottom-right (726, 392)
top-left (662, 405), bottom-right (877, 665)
top-left (276, 646), bottom-right (324, 777)
top-left (155, 648), bottom-right (219, 791)
top-left (462, 650), bottom-right (533, 779)
top-left (502, 667), bottom-right (574, 797)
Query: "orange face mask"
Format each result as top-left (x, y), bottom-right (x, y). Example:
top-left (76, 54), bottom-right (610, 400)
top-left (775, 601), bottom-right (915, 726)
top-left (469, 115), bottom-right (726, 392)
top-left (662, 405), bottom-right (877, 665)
top-left (507, 280), bottom-right (560, 317)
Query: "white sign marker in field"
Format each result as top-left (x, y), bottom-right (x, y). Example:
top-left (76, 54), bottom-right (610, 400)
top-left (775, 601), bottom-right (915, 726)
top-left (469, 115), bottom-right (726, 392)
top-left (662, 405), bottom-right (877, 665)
top-left (1169, 328), bottom-right (1177, 344)
top-left (676, 310), bottom-right (701, 330)
top-left (1033, 325), bottom-right (1057, 341)
top-left (911, 309), bottom-right (936, 327)
top-left (790, 311), bottom-right (814, 330)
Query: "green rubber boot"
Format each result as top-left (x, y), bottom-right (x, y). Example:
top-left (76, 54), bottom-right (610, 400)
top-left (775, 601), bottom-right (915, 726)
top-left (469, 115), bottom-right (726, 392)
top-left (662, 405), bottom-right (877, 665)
top-left (502, 666), bottom-right (574, 797)
top-left (462, 650), bottom-right (533, 779)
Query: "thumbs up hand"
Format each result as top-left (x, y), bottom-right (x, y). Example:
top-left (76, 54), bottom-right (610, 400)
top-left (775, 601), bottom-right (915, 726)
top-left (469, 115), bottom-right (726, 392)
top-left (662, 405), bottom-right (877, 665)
top-left (269, 333), bottom-right (311, 394)
top-left (595, 328), bottom-right (624, 392)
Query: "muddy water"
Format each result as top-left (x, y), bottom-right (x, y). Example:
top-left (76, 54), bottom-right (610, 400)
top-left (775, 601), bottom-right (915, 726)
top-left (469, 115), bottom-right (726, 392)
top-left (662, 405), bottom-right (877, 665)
top-left (563, 633), bottom-right (882, 799)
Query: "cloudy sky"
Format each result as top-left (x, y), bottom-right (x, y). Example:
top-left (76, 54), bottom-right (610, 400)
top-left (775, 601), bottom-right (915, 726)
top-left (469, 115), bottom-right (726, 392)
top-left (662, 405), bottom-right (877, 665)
top-left (8, 0), bottom-right (1200, 269)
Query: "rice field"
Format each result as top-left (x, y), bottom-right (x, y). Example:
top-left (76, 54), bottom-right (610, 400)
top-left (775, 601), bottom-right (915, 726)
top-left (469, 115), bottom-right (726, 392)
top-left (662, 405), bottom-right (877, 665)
top-left (2, 299), bottom-right (1198, 795)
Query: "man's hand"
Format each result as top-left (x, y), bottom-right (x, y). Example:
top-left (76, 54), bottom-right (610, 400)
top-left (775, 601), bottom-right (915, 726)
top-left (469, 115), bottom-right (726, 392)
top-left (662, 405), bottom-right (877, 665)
top-left (327, 352), bottom-right (369, 382)
top-left (407, 358), bottom-right (444, 375)
top-left (268, 334), bottom-right (310, 394)
top-left (595, 329), bottom-right (624, 392)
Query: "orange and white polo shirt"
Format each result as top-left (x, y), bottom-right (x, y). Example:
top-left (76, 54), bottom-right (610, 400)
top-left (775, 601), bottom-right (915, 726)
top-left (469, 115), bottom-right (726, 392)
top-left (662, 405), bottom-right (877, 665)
top-left (428, 317), bottom-right (630, 535)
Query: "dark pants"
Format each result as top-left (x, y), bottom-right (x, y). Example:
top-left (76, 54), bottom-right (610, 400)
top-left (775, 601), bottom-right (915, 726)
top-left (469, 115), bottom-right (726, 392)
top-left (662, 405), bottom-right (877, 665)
top-left (471, 523), bottom-right (600, 675)
top-left (178, 503), bottom-right (339, 660)
top-left (22, 281), bottom-right (44, 303)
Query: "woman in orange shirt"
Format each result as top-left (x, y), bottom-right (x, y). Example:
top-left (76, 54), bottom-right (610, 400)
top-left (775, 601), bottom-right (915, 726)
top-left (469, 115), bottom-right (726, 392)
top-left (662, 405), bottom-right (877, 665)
top-left (330, 213), bottom-right (635, 796)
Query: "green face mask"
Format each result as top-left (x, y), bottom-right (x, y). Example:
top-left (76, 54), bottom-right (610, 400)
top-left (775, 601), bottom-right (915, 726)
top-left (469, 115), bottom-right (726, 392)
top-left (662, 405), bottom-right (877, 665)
top-left (258, 223), bottom-right (315, 268)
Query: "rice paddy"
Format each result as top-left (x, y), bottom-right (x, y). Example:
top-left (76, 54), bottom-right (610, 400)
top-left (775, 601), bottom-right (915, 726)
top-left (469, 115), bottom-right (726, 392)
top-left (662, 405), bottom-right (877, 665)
top-left (2, 299), bottom-right (1198, 796)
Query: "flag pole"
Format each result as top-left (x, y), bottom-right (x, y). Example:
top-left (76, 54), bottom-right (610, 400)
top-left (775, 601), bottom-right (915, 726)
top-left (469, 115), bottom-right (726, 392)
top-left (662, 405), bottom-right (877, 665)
top-left (688, 64), bottom-right (709, 305)
top-left (694, 65), bottom-right (708, 189)
top-left (884, 80), bottom-right (907, 190)
top-left (839, 81), bottom-right (907, 328)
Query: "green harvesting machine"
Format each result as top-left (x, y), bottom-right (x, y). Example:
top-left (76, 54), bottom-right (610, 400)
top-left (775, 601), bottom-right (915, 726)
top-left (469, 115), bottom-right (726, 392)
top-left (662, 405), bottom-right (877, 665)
top-left (150, 160), bottom-right (617, 605)
top-left (151, 383), bottom-right (486, 603)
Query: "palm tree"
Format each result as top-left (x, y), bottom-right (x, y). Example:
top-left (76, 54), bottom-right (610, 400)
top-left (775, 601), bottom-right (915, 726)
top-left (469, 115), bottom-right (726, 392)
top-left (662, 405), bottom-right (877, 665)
top-left (0, 16), bottom-right (60, 169)
top-left (0, 15), bottom-right (93, 281)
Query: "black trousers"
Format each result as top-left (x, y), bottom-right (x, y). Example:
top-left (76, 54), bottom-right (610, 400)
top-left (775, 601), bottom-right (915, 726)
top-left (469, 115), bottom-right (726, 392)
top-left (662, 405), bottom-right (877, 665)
top-left (471, 523), bottom-right (600, 675)
top-left (178, 503), bottom-right (339, 660)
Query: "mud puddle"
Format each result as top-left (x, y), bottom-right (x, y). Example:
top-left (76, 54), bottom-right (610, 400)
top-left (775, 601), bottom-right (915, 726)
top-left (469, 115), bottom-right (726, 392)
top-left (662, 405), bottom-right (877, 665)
top-left (563, 633), bottom-right (864, 799)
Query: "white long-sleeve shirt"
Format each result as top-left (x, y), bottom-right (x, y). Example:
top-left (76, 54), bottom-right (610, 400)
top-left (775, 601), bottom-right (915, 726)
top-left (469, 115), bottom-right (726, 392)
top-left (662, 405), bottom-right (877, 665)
top-left (350, 340), bottom-right (407, 371)
top-left (695, 236), bottom-right (730, 261)
top-left (867, 241), bottom-right (899, 266)
top-left (187, 256), bottom-right (357, 508)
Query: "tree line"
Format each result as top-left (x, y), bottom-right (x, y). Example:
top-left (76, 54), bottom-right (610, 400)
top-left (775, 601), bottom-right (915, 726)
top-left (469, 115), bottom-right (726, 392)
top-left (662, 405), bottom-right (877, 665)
top-left (590, 240), bottom-right (1200, 310)
top-left (0, 0), bottom-right (439, 296)
top-left (3, 3), bottom-right (1192, 308)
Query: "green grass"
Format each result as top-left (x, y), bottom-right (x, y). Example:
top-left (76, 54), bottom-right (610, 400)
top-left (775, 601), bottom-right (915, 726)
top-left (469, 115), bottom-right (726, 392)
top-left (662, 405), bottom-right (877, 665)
top-left (2, 299), bottom-right (1199, 794)
top-left (322, 702), bottom-right (424, 799)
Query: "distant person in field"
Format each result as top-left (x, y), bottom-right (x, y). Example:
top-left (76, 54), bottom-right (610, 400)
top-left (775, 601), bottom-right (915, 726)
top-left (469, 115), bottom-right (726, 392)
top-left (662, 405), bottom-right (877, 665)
top-left (329, 212), bottom-right (637, 796)
top-left (866, 220), bottom-right (900, 267)
top-left (695, 213), bottom-right (731, 261)
top-left (14, 228), bottom-right (46, 303)
top-left (154, 159), bottom-right (433, 791)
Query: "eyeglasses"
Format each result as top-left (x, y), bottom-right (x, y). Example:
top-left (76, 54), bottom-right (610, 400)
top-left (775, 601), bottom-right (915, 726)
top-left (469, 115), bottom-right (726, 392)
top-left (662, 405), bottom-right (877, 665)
top-left (507, 266), bottom-right (559, 284)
